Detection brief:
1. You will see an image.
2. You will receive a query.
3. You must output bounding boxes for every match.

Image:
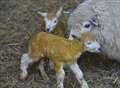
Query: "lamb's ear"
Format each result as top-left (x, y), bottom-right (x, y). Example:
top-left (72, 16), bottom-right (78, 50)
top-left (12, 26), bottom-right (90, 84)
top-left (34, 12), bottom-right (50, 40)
top-left (56, 7), bottom-right (63, 18)
top-left (89, 15), bottom-right (99, 26)
top-left (37, 11), bottom-right (47, 17)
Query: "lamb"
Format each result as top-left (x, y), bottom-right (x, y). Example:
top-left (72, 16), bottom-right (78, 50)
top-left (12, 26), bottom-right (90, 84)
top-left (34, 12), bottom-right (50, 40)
top-left (20, 32), bottom-right (101, 88)
top-left (67, 0), bottom-right (120, 61)
top-left (38, 7), bottom-right (67, 37)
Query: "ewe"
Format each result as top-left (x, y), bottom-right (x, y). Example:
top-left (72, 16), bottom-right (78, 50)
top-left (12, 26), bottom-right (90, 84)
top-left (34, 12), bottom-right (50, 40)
top-left (67, 0), bottom-right (120, 61)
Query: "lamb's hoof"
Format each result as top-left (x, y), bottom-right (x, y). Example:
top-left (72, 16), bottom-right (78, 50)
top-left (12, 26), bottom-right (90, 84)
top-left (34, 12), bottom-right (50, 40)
top-left (42, 75), bottom-right (49, 81)
top-left (57, 84), bottom-right (64, 88)
top-left (20, 72), bottom-right (28, 80)
top-left (80, 80), bottom-right (89, 88)
top-left (49, 60), bottom-right (54, 70)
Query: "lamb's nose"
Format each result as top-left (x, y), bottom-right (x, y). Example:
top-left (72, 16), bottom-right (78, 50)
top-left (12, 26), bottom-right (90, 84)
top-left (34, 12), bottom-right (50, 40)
top-left (46, 28), bottom-right (50, 32)
top-left (98, 48), bottom-right (102, 52)
top-left (43, 30), bottom-right (46, 32)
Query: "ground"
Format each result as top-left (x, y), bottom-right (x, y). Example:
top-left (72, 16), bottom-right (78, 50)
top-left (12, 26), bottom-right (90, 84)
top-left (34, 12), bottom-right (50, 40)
top-left (0, 0), bottom-right (120, 88)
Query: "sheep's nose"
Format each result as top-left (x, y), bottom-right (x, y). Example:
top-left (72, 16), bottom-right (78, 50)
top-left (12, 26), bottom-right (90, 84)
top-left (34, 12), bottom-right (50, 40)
top-left (97, 48), bottom-right (102, 52)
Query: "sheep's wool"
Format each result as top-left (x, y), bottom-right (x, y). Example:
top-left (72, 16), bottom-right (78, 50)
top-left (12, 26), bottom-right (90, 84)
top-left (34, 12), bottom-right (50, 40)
top-left (67, 0), bottom-right (120, 61)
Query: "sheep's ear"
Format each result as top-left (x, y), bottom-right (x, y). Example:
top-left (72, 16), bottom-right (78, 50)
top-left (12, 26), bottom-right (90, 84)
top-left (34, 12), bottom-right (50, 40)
top-left (89, 15), bottom-right (98, 26)
top-left (56, 7), bottom-right (63, 18)
top-left (38, 11), bottom-right (47, 17)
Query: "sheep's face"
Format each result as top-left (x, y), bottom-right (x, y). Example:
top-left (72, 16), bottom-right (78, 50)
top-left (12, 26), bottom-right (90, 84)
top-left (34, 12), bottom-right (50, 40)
top-left (80, 33), bottom-right (101, 52)
top-left (38, 7), bottom-right (63, 32)
top-left (69, 15), bottom-right (98, 40)
top-left (81, 15), bottom-right (98, 33)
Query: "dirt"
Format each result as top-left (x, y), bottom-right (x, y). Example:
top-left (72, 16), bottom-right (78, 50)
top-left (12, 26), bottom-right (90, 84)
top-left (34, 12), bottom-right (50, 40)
top-left (0, 0), bottom-right (120, 88)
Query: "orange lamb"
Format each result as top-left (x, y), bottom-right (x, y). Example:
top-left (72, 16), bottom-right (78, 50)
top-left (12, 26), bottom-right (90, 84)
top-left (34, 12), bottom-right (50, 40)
top-left (20, 32), bottom-right (100, 88)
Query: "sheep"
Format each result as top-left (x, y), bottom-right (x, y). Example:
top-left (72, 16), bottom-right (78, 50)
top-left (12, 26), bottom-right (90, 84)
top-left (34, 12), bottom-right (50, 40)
top-left (67, 0), bottom-right (120, 61)
top-left (20, 32), bottom-right (101, 88)
top-left (38, 7), bottom-right (67, 37)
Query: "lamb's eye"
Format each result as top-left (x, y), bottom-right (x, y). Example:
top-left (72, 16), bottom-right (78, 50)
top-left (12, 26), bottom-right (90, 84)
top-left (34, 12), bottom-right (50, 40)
top-left (54, 20), bottom-right (57, 23)
top-left (84, 24), bottom-right (90, 28)
top-left (92, 19), bottom-right (96, 22)
top-left (87, 41), bottom-right (92, 45)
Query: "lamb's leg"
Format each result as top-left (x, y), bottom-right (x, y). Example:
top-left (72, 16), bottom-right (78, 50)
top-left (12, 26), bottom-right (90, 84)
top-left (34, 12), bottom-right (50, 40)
top-left (69, 63), bottom-right (89, 88)
top-left (39, 59), bottom-right (49, 80)
top-left (49, 59), bottom-right (54, 70)
top-left (68, 30), bottom-right (74, 40)
top-left (30, 43), bottom-right (49, 80)
top-left (20, 53), bottom-right (33, 80)
top-left (55, 63), bottom-right (65, 88)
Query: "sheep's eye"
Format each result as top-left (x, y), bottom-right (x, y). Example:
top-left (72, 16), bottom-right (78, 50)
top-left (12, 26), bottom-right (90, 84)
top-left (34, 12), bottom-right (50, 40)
top-left (84, 24), bottom-right (90, 28)
top-left (92, 19), bottom-right (96, 22)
